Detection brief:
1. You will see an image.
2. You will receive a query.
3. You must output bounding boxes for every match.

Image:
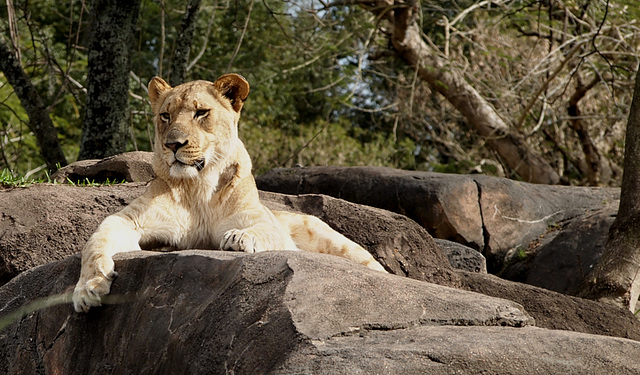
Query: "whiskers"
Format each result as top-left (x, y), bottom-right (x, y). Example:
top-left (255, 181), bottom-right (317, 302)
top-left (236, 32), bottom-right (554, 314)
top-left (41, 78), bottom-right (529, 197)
top-left (194, 159), bottom-right (205, 171)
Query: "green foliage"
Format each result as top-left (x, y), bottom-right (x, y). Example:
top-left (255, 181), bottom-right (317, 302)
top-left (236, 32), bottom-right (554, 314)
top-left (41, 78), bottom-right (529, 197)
top-left (1, 0), bottom-right (639, 184)
top-left (431, 160), bottom-right (476, 175)
top-left (128, 0), bottom-right (418, 175)
top-left (0, 0), bottom-right (87, 174)
top-left (241, 119), bottom-right (417, 175)
top-left (514, 247), bottom-right (529, 262)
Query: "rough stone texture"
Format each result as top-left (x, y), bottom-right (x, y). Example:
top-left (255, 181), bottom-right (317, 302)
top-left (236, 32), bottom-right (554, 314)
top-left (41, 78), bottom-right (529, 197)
top-left (258, 166), bottom-right (485, 250)
top-left (0, 184), bottom-right (459, 289)
top-left (501, 203), bottom-right (617, 296)
top-left (277, 325), bottom-right (640, 375)
top-left (0, 183), bottom-right (147, 284)
top-left (51, 151), bottom-right (155, 183)
top-left (472, 174), bottom-right (618, 271)
top-left (2, 157), bottom-right (640, 373)
top-left (1, 251), bottom-right (639, 375)
top-left (459, 271), bottom-right (640, 340)
top-left (262, 192), bottom-right (460, 287)
top-left (435, 239), bottom-right (487, 273)
top-left (256, 166), bottom-right (619, 271)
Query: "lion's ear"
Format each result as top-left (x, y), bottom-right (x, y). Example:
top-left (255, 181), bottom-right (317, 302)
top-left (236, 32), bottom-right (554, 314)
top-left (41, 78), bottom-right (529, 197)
top-left (148, 76), bottom-right (172, 110)
top-left (213, 74), bottom-right (250, 113)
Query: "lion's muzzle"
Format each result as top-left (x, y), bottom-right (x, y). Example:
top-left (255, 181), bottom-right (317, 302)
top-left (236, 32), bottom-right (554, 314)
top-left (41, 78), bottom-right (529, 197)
top-left (163, 127), bottom-right (206, 174)
top-left (165, 128), bottom-right (189, 152)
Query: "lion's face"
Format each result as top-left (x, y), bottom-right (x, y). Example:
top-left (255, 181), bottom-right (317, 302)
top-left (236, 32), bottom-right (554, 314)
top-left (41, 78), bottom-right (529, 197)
top-left (147, 75), bottom-right (249, 180)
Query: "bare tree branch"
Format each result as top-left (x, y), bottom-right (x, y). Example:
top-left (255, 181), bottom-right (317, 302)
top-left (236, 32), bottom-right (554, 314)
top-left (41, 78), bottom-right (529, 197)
top-left (362, 0), bottom-right (560, 184)
top-left (567, 74), bottom-right (609, 185)
top-left (515, 42), bottom-right (582, 129)
top-left (226, 0), bottom-right (255, 73)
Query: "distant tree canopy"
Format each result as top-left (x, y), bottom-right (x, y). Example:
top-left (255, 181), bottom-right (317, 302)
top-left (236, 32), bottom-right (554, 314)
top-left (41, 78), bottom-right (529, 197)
top-left (0, 0), bottom-right (639, 184)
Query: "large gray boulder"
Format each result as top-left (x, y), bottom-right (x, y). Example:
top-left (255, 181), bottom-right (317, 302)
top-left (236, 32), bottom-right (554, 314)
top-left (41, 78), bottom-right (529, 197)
top-left (51, 151), bottom-right (155, 183)
top-left (501, 202), bottom-right (617, 295)
top-left (259, 167), bottom-right (485, 249)
top-left (2, 156), bottom-right (640, 373)
top-left (277, 325), bottom-right (640, 374)
top-left (0, 183), bottom-right (147, 284)
top-left (256, 166), bottom-right (619, 271)
top-left (0, 250), bottom-right (639, 374)
top-left (0, 184), bottom-right (459, 288)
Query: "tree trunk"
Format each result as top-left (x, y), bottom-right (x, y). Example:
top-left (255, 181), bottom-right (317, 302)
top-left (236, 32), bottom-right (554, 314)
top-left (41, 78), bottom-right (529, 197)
top-left (362, 0), bottom-right (560, 184)
top-left (168, 0), bottom-right (202, 86)
top-left (577, 70), bottom-right (640, 312)
top-left (0, 37), bottom-right (67, 171)
top-left (568, 75), bottom-right (611, 185)
top-left (78, 0), bottom-right (142, 160)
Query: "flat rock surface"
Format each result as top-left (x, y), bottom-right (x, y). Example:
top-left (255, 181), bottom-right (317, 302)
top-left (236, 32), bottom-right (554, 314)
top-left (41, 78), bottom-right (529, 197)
top-left (278, 325), bottom-right (640, 375)
top-left (2, 251), bottom-right (640, 374)
top-left (0, 250), bottom-right (531, 375)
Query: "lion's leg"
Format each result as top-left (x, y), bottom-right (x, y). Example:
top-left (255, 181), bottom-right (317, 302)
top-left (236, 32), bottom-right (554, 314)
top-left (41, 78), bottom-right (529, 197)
top-left (73, 214), bottom-right (141, 313)
top-left (273, 211), bottom-right (387, 273)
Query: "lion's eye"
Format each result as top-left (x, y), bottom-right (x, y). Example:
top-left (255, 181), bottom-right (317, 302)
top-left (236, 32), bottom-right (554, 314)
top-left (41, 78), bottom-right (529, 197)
top-left (160, 112), bottom-right (171, 122)
top-left (194, 109), bottom-right (210, 119)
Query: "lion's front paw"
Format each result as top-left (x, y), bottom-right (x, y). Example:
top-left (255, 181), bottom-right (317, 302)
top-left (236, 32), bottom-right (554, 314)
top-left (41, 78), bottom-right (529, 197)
top-left (221, 229), bottom-right (265, 253)
top-left (73, 271), bottom-right (117, 313)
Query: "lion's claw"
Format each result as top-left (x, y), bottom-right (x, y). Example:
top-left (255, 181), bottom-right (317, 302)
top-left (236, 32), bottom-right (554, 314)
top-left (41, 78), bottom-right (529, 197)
top-left (221, 229), bottom-right (261, 253)
top-left (73, 273), bottom-right (115, 313)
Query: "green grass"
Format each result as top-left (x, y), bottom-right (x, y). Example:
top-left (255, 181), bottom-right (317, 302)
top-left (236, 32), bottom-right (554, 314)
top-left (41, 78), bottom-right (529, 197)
top-left (0, 169), bottom-right (126, 188)
top-left (0, 169), bottom-right (43, 188)
top-left (63, 177), bottom-right (128, 187)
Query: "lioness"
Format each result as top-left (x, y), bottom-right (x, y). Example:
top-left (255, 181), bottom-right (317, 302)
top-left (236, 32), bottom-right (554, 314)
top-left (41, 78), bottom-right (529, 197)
top-left (73, 74), bottom-right (387, 312)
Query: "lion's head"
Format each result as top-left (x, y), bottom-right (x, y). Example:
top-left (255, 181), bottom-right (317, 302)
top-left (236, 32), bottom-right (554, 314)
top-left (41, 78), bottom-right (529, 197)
top-left (147, 74), bottom-right (250, 180)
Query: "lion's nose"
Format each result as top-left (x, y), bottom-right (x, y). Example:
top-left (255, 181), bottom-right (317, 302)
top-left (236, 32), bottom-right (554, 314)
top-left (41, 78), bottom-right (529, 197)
top-left (165, 128), bottom-right (189, 153)
top-left (165, 139), bottom-right (188, 153)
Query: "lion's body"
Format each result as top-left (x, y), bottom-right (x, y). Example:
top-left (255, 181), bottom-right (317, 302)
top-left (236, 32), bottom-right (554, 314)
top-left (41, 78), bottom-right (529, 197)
top-left (73, 74), bottom-right (386, 313)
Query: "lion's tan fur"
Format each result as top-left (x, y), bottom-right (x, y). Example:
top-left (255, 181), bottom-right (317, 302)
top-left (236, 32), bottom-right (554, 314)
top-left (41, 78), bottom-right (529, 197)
top-left (73, 74), bottom-right (386, 313)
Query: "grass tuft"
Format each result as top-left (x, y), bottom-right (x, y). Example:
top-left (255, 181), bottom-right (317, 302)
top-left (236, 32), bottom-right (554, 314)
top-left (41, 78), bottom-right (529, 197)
top-left (0, 169), bottom-right (126, 188)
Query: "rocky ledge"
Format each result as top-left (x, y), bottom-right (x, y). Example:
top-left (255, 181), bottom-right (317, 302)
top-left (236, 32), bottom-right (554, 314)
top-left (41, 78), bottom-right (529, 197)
top-left (1, 153), bottom-right (639, 374)
top-left (2, 250), bottom-right (640, 374)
